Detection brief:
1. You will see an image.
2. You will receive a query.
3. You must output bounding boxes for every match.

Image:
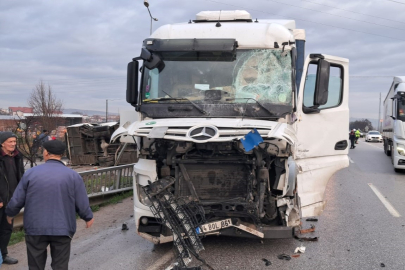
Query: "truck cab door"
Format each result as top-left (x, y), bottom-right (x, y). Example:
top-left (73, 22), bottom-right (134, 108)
top-left (295, 54), bottom-right (349, 217)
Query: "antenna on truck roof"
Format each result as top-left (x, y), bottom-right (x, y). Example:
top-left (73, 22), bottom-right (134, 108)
top-left (216, 10), bottom-right (222, 27)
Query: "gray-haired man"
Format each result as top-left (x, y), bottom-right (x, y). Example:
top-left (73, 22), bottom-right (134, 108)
top-left (0, 132), bottom-right (24, 264)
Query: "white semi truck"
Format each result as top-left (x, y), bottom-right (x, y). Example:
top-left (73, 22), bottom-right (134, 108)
top-left (382, 76), bottom-right (405, 172)
top-left (112, 10), bottom-right (349, 252)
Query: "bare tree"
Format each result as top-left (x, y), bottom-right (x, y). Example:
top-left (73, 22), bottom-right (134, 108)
top-left (13, 114), bottom-right (38, 168)
top-left (28, 80), bottom-right (63, 131)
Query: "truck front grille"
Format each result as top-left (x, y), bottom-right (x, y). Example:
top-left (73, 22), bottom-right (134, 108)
top-left (178, 164), bottom-right (248, 201)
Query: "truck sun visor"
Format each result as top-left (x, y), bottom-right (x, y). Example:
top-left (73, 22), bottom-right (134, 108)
top-left (142, 38), bottom-right (238, 61)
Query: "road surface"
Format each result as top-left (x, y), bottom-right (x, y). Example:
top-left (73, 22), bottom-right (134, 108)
top-left (3, 139), bottom-right (405, 269)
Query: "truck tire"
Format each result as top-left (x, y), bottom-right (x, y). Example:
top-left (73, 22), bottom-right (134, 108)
top-left (384, 140), bottom-right (391, 156)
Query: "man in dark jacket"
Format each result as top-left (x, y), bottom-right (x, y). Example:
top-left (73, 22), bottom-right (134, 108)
top-left (6, 140), bottom-right (94, 270)
top-left (33, 130), bottom-right (50, 161)
top-left (0, 132), bottom-right (24, 265)
top-left (349, 129), bottom-right (356, 149)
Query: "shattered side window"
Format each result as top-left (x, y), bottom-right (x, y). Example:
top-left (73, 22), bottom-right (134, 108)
top-left (233, 50), bottom-right (292, 105)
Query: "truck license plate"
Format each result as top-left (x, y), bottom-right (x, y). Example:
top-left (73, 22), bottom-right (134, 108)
top-left (197, 219), bottom-right (232, 234)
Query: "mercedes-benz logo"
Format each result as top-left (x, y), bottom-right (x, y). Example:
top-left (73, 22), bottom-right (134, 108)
top-left (187, 125), bottom-right (219, 141)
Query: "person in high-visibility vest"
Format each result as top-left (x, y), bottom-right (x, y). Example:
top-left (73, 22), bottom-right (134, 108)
top-left (355, 129), bottom-right (361, 144)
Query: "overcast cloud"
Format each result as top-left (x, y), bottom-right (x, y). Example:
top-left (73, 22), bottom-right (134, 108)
top-left (1, 0), bottom-right (404, 119)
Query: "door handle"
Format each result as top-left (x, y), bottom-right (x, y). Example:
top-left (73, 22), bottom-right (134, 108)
top-left (335, 140), bottom-right (348, 150)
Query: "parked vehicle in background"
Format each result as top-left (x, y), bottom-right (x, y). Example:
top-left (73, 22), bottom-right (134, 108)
top-left (382, 76), bottom-right (405, 172)
top-left (360, 131), bottom-right (365, 138)
top-left (66, 122), bottom-right (137, 166)
top-left (365, 131), bottom-right (382, 143)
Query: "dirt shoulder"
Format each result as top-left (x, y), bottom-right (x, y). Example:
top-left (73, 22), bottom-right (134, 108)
top-left (2, 196), bottom-right (135, 270)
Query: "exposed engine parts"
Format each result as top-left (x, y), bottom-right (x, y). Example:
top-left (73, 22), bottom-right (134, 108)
top-left (138, 137), bottom-right (299, 228)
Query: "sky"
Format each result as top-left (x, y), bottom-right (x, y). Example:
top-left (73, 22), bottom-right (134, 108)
top-left (1, 0), bottom-right (405, 119)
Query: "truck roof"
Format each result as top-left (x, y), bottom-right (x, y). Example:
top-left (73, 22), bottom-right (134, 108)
top-left (150, 10), bottom-right (299, 50)
top-left (394, 76), bottom-right (405, 83)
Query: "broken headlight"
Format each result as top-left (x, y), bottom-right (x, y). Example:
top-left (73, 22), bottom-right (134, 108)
top-left (138, 185), bottom-right (152, 206)
top-left (397, 143), bottom-right (405, 156)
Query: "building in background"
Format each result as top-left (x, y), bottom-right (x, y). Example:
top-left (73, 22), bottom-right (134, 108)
top-left (9, 107), bottom-right (34, 115)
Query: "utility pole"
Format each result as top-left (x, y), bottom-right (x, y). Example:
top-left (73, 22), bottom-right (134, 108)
top-left (106, 99), bottom-right (108, 122)
top-left (378, 92), bottom-right (382, 131)
top-left (106, 99), bottom-right (120, 123)
top-left (144, 0), bottom-right (158, 35)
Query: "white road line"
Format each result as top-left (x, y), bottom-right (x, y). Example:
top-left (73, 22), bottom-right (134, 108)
top-left (147, 250), bottom-right (176, 270)
top-left (368, 183), bottom-right (401, 217)
top-left (361, 141), bottom-right (384, 150)
top-left (349, 157), bottom-right (354, 163)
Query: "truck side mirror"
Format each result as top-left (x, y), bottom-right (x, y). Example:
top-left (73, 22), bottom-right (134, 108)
top-left (140, 48), bottom-right (164, 71)
top-left (313, 58), bottom-right (330, 106)
top-left (140, 48), bottom-right (152, 61)
top-left (126, 61), bottom-right (139, 106)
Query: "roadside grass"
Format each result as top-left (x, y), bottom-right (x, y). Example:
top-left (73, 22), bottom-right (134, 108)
top-left (91, 190), bottom-right (134, 213)
top-left (9, 229), bottom-right (25, 246)
top-left (83, 174), bottom-right (132, 195)
top-left (9, 190), bottom-right (133, 246)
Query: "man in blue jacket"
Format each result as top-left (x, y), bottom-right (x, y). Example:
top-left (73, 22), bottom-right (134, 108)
top-left (5, 140), bottom-right (94, 270)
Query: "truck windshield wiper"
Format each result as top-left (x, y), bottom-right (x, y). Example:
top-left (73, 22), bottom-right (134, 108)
top-left (226, 98), bottom-right (276, 118)
top-left (143, 90), bottom-right (209, 116)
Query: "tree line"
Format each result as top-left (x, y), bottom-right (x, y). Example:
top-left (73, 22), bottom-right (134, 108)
top-left (349, 119), bottom-right (374, 131)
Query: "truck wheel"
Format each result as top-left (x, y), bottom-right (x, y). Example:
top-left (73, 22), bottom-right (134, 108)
top-left (385, 141), bottom-right (391, 156)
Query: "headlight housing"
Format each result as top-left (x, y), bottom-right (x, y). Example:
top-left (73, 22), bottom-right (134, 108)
top-left (137, 185), bottom-right (152, 206)
top-left (397, 143), bottom-right (405, 156)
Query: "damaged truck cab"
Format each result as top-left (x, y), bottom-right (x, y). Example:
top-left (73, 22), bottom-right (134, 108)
top-left (112, 10), bottom-right (349, 245)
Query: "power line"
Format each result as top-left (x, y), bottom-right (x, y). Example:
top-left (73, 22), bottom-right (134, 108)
top-left (350, 76), bottom-right (393, 77)
top-left (263, 0), bottom-right (405, 31)
top-left (0, 78), bottom-right (125, 87)
top-left (298, 0), bottom-right (404, 25)
top-left (385, 0), bottom-right (405, 4)
top-left (0, 76), bottom-right (125, 83)
top-left (42, 76), bottom-right (125, 83)
top-left (204, 0), bottom-right (405, 41)
top-left (349, 76), bottom-right (394, 78)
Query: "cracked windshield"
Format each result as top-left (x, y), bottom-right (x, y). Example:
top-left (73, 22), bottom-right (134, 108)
top-left (141, 49), bottom-right (293, 107)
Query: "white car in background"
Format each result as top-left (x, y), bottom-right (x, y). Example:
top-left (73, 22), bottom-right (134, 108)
top-left (365, 131), bottom-right (383, 143)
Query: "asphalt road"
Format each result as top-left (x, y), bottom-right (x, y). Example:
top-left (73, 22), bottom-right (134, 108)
top-left (2, 196), bottom-right (172, 270)
top-left (4, 139), bottom-right (405, 269)
top-left (175, 139), bottom-right (405, 270)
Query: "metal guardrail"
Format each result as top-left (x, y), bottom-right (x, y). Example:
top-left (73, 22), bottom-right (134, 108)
top-left (13, 164), bottom-right (135, 229)
top-left (79, 164), bottom-right (135, 197)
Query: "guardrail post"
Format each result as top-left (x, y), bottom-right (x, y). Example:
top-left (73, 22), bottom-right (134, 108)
top-left (116, 169), bottom-right (122, 190)
top-left (14, 164), bottom-right (136, 229)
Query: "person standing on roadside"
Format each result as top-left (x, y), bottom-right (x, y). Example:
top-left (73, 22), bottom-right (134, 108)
top-left (5, 140), bottom-right (94, 270)
top-left (0, 132), bottom-right (24, 265)
top-left (355, 129), bottom-right (361, 144)
top-left (349, 129), bottom-right (356, 149)
top-left (34, 130), bottom-right (50, 161)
